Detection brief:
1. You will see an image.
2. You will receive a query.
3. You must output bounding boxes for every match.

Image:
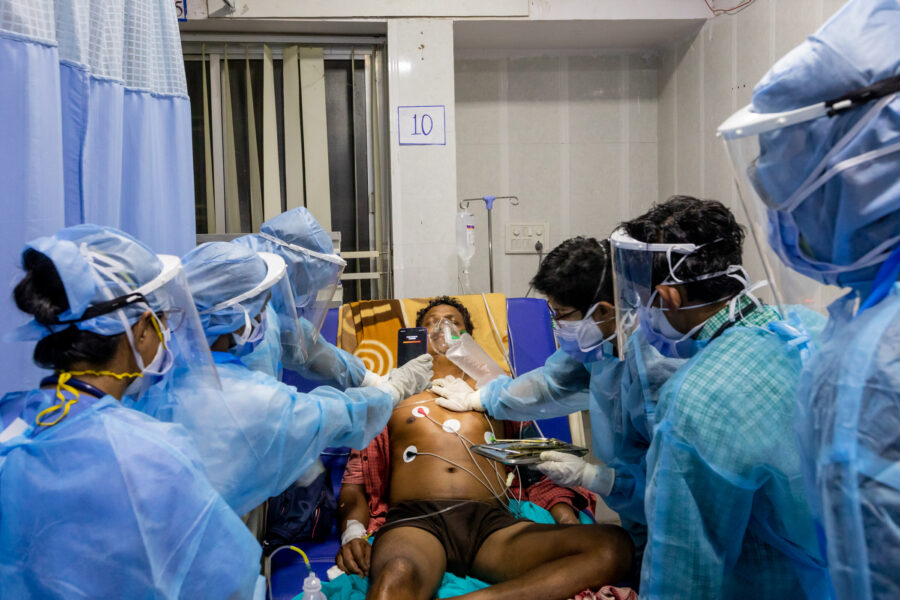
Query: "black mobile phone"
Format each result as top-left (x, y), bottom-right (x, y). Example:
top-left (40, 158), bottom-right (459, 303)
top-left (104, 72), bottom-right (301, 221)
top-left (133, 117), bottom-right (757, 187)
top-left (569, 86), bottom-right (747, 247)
top-left (397, 327), bottom-right (428, 366)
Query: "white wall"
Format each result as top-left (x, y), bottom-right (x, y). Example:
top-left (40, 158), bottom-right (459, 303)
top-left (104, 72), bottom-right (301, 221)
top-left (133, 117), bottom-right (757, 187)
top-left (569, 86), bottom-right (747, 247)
top-left (527, 0), bottom-right (708, 20)
top-left (455, 51), bottom-right (660, 297)
top-left (657, 0), bottom-right (846, 204)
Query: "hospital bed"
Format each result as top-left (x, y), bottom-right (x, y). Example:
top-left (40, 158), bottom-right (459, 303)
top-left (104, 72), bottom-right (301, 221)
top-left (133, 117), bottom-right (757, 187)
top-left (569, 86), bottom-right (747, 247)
top-left (271, 297), bottom-right (584, 599)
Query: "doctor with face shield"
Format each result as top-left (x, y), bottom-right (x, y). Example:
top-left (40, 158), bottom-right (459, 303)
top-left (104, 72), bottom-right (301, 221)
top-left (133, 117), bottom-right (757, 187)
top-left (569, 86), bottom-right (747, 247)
top-left (0, 225), bottom-right (262, 599)
top-left (233, 207), bottom-right (420, 390)
top-left (430, 236), bottom-right (684, 569)
top-left (718, 1), bottom-right (900, 598)
top-left (613, 196), bottom-right (828, 599)
top-left (128, 242), bottom-right (431, 517)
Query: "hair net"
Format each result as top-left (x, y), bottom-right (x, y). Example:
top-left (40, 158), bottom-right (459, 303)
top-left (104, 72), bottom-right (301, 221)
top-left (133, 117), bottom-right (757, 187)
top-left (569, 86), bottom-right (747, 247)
top-left (233, 207), bottom-right (345, 305)
top-left (749, 0), bottom-right (900, 288)
top-left (11, 225), bottom-right (165, 340)
top-left (182, 242), bottom-right (271, 341)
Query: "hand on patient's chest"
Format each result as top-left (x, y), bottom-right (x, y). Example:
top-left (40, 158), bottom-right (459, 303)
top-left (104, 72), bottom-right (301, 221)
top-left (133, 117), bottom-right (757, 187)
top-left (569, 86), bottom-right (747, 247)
top-left (390, 392), bottom-right (497, 448)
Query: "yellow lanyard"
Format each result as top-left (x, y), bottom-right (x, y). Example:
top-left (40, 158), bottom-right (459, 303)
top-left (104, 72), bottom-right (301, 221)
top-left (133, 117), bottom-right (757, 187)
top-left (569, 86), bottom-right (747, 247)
top-left (35, 370), bottom-right (142, 428)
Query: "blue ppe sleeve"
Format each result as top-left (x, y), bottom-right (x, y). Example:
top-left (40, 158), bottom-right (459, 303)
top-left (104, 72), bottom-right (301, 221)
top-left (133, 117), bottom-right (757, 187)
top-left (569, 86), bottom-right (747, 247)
top-left (0, 391), bottom-right (261, 599)
top-left (283, 316), bottom-right (368, 389)
top-left (588, 336), bottom-right (683, 528)
top-left (604, 458), bottom-right (646, 526)
top-left (479, 349), bottom-right (593, 421)
top-left (151, 357), bottom-right (392, 516)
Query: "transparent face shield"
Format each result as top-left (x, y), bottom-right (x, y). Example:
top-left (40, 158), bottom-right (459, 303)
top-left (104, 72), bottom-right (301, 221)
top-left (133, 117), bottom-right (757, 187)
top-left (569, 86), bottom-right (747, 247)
top-left (146, 258), bottom-right (223, 395)
top-left (265, 261), bottom-right (304, 363)
top-left (257, 232), bottom-right (346, 343)
top-left (718, 110), bottom-right (837, 314)
top-left (718, 77), bottom-right (900, 310)
top-left (610, 229), bottom-right (700, 358)
top-left (200, 252), bottom-right (305, 364)
top-left (296, 268), bottom-right (342, 344)
top-left (85, 253), bottom-right (223, 403)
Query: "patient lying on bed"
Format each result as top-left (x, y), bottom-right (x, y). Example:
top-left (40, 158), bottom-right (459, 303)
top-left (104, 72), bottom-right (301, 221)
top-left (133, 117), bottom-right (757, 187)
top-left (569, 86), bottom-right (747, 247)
top-left (336, 297), bottom-right (633, 600)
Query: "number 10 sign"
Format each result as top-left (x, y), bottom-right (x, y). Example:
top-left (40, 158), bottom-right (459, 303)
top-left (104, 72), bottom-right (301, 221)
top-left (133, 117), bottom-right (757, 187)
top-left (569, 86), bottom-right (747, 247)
top-left (398, 105), bottom-right (446, 146)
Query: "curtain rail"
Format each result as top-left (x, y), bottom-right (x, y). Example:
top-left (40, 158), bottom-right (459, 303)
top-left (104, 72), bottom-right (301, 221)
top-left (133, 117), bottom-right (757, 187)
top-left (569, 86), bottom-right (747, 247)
top-left (184, 48), bottom-right (375, 60)
top-left (180, 32), bottom-right (383, 45)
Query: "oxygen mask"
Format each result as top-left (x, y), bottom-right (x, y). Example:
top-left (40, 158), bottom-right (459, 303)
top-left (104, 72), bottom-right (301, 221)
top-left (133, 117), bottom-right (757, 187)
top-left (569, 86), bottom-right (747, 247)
top-left (428, 318), bottom-right (461, 355)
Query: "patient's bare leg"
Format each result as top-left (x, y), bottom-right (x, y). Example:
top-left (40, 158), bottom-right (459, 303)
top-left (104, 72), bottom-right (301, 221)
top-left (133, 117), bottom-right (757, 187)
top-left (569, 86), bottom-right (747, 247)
top-left (453, 522), bottom-right (633, 600)
top-left (367, 527), bottom-right (447, 600)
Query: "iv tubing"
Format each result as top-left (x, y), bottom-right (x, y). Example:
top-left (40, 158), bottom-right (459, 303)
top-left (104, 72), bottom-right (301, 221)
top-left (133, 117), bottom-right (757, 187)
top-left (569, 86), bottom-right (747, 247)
top-left (265, 544), bottom-right (312, 600)
top-left (481, 293), bottom-right (515, 377)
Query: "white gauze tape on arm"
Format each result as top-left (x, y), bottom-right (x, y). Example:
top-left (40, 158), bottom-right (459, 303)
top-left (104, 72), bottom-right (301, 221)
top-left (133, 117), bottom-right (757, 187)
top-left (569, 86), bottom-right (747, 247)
top-left (341, 519), bottom-right (368, 546)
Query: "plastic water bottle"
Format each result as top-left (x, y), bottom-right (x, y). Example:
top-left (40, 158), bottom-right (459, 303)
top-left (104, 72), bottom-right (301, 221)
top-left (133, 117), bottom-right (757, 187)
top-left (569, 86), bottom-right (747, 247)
top-left (302, 572), bottom-right (326, 599)
top-left (456, 211), bottom-right (476, 291)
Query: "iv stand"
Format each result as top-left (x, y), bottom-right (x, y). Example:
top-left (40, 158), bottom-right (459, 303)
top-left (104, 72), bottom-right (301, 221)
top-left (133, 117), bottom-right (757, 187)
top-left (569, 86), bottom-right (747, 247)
top-left (459, 195), bottom-right (519, 293)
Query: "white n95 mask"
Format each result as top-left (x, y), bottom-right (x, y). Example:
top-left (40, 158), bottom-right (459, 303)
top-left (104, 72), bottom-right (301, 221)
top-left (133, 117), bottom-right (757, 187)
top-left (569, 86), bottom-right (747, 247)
top-left (554, 303), bottom-right (615, 363)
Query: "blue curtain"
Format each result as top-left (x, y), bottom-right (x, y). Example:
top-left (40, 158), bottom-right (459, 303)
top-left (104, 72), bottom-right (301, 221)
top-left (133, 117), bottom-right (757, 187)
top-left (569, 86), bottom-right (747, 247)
top-left (0, 0), bottom-right (195, 393)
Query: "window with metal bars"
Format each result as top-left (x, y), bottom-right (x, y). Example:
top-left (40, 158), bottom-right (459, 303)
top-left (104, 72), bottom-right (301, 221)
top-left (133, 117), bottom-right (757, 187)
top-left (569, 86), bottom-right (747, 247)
top-left (182, 40), bottom-right (392, 302)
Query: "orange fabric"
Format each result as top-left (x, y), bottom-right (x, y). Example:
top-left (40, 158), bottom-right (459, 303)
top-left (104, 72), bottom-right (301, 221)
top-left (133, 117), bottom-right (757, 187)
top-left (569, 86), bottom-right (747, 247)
top-left (337, 294), bottom-right (511, 377)
top-left (337, 299), bottom-right (407, 375)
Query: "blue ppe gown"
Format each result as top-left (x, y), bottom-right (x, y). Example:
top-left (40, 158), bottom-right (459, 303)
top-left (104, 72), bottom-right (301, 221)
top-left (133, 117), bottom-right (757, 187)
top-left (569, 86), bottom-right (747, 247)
top-left (642, 304), bottom-right (829, 599)
top-left (243, 312), bottom-right (368, 388)
top-left (0, 388), bottom-right (262, 599)
top-left (128, 351), bottom-right (393, 516)
top-left (479, 336), bottom-right (684, 549)
top-left (796, 284), bottom-right (900, 600)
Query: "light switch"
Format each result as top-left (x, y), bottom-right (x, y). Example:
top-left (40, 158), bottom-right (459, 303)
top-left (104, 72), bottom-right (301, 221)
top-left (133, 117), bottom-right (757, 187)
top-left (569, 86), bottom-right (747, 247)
top-left (505, 222), bottom-right (549, 255)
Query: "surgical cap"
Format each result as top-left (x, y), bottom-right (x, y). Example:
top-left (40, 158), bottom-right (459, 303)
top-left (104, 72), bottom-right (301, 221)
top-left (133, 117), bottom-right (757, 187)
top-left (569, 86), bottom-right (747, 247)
top-left (750, 0), bottom-right (900, 287)
top-left (183, 242), bottom-right (269, 341)
top-left (233, 207), bottom-right (343, 304)
top-left (13, 224), bottom-right (163, 339)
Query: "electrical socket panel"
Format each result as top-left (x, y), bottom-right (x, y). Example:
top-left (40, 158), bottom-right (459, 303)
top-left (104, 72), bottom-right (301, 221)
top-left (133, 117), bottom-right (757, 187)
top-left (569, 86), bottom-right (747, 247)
top-left (505, 222), bottom-right (549, 254)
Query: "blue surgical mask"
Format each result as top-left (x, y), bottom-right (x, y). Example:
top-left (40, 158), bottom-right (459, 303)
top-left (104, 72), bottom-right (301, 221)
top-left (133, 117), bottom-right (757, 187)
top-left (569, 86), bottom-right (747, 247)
top-left (555, 303), bottom-right (616, 363)
top-left (557, 335), bottom-right (615, 363)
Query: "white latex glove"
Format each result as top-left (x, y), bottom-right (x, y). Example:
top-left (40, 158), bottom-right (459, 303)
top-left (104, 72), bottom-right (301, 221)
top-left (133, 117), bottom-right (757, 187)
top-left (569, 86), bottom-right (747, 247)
top-left (361, 370), bottom-right (382, 387)
top-left (535, 451), bottom-right (615, 496)
top-left (340, 519), bottom-right (368, 546)
top-left (432, 375), bottom-right (484, 412)
top-left (383, 354), bottom-right (434, 404)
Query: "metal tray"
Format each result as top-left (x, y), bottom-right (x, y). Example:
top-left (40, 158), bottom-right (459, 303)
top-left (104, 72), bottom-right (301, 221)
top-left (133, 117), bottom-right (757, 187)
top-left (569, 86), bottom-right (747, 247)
top-left (470, 438), bottom-right (588, 465)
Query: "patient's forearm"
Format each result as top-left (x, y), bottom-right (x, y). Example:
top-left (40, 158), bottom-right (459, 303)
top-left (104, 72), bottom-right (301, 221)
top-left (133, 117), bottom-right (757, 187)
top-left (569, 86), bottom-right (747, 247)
top-left (549, 502), bottom-right (580, 524)
top-left (338, 483), bottom-right (371, 532)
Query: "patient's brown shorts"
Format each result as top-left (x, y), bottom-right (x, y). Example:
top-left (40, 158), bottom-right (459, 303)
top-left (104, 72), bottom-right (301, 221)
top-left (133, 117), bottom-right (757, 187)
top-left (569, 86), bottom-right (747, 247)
top-left (375, 499), bottom-right (529, 576)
